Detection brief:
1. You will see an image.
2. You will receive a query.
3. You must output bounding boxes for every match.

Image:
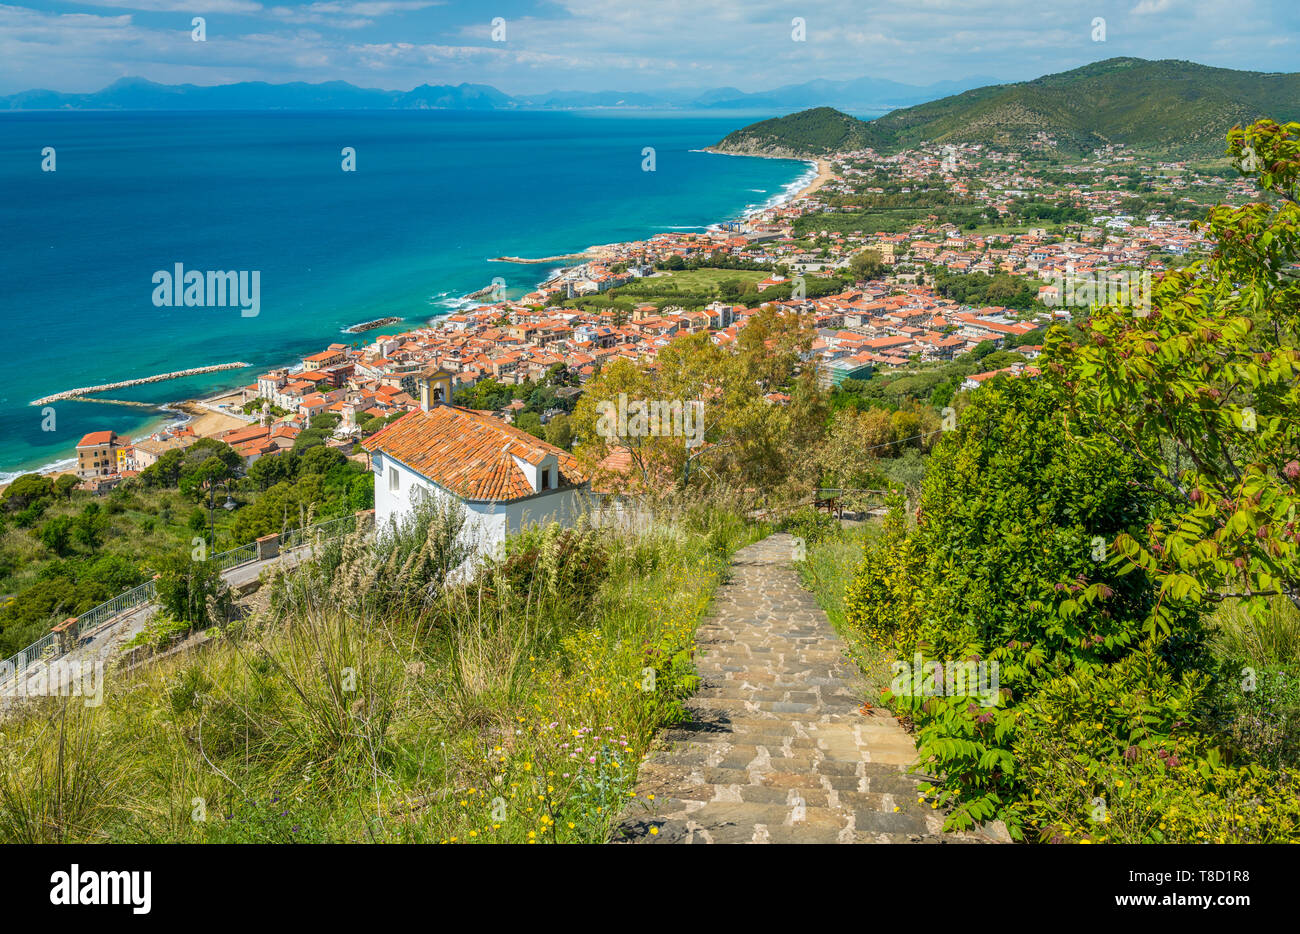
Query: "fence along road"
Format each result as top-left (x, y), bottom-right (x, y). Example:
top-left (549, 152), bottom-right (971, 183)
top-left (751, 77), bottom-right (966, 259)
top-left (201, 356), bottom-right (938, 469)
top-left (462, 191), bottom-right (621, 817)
top-left (0, 512), bottom-right (363, 700)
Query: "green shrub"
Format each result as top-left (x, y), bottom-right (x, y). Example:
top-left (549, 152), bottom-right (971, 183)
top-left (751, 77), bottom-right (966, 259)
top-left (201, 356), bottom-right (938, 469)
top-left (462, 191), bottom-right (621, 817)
top-left (778, 507), bottom-right (841, 548)
top-left (849, 377), bottom-right (1199, 836)
top-left (154, 551), bottom-right (229, 629)
top-left (844, 496), bottom-right (924, 653)
top-left (1215, 666), bottom-right (1300, 772)
top-left (1015, 654), bottom-right (1300, 843)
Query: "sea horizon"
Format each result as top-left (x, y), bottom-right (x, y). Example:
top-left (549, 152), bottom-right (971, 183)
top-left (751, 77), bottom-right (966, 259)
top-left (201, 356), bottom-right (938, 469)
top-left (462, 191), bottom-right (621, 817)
top-left (0, 109), bottom-right (818, 481)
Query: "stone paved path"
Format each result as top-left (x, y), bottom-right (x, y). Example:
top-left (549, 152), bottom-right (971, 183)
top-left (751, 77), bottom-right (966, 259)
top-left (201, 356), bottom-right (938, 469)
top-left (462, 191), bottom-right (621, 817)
top-left (616, 533), bottom-right (1003, 844)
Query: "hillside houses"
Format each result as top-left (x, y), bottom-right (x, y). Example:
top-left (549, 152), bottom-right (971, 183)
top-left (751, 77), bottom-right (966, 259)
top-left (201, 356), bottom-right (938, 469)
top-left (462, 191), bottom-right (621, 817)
top-left (68, 138), bottom-right (1235, 492)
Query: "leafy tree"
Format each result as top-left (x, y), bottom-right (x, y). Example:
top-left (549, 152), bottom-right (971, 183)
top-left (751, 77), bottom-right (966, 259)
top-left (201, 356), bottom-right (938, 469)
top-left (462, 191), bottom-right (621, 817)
top-left (543, 413), bottom-right (573, 450)
top-left (292, 429), bottom-right (329, 452)
top-left (515, 411), bottom-right (543, 438)
top-left (230, 475), bottom-right (327, 541)
top-left (298, 445), bottom-right (345, 476)
top-left (934, 270), bottom-right (1044, 311)
top-left (1048, 118), bottom-right (1300, 630)
top-left (248, 451), bottom-right (297, 490)
top-left (814, 409), bottom-right (895, 491)
top-left (54, 475), bottom-right (79, 500)
top-left (849, 249), bottom-right (885, 280)
top-left (890, 403), bottom-right (940, 451)
top-left (72, 503), bottom-right (108, 550)
top-left (154, 551), bottom-right (228, 629)
top-left (573, 311), bottom-right (825, 497)
top-left (930, 380), bottom-right (957, 410)
top-left (180, 455), bottom-right (233, 500)
top-left (855, 375), bottom-right (1174, 834)
top-left (141, 438), bottom-right (240, 490)
top-left (3, 474), bottom-right (53, 511)
top-left (454, 378), bottom-right (515, 412)
top-left (39, 515), bottom-right (75, 556)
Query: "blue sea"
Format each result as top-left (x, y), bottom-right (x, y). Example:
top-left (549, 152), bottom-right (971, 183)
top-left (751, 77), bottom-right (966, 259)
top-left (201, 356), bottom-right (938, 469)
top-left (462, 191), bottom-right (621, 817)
top-left (0, 110), bottom-right (810, 479)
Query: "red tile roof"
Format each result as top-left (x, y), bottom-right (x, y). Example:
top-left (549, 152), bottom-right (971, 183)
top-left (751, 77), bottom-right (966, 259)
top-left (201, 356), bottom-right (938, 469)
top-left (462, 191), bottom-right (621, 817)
top-left (362, 404), bottom-right (586, 502)
top-left (77, 431), bottom-right (117, 447)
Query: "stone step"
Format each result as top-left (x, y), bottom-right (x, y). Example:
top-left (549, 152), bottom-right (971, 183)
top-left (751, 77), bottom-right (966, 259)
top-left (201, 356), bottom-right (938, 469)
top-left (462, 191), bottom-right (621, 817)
top-left (617, 532), bottom-right (1001, 847)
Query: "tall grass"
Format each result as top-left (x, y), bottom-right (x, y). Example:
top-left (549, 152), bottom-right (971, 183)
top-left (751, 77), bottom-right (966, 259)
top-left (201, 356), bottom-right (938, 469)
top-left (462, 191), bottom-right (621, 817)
top-left (1209, 596), bottom-right (1300, 668)
top-left (0, 698), bottom-right (130, 843)
top-left (1207, 596), bottom-right (1300, 773)
top-left (795, 522), bottom-right (896, 701)
top-left (0, 494), bottom-right (765, 843)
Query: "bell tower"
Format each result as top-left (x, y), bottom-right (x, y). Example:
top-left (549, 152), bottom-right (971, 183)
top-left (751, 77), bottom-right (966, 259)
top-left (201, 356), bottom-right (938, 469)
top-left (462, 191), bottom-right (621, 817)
top-left (419, 366), bottom-right (454, 412)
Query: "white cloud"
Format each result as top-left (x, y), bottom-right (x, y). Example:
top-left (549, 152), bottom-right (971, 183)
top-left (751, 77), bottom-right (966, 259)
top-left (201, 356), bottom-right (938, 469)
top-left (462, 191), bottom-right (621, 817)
top-left (71, 0), bottom-right (265, 12)
top-left (0, 0), bottom-right (1296, 96)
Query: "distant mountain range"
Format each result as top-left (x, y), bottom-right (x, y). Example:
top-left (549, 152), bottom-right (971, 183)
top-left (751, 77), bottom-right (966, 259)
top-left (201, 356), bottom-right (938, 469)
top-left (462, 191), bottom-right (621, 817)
top-left (0, 74), bottom-right (993, 114)
top-left (713, 58), bottom-right (1300, 159)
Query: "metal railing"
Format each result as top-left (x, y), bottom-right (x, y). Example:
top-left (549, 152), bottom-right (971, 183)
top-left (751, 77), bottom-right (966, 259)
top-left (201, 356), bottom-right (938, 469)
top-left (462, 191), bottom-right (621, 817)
top-left (211, 541), bottom-right (258, 573)
top-left (280, 513), bottom-right (358, 551)
top-left (76, 578), bottom-right (157, 633)
top-left (0, 631), bottom-right (58, 688)
top-left (0, 513), bottom-right (366, 689)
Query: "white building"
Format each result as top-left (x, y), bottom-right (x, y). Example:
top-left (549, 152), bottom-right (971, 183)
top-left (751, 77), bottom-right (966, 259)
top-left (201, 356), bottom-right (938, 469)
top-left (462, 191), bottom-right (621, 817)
top-left (362, 367), bottom-right (590, 555)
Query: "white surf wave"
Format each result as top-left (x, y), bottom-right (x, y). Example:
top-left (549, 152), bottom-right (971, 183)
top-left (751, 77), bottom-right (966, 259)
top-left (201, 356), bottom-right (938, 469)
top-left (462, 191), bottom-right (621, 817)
top-left (0, 456), bottom-right (77, 487)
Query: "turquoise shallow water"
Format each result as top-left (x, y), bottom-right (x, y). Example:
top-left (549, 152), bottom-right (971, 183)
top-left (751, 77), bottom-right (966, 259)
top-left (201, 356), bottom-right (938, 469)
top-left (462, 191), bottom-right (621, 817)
top-left (0, 109), bottom-right (808, 479)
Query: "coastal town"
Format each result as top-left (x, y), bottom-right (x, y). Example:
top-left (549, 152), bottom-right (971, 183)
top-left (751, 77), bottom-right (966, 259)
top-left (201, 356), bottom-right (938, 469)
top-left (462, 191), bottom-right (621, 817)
top-left (55, 135), bottom-right (1243, 490)
top-left (4, 2), bottom-right (1300, 865)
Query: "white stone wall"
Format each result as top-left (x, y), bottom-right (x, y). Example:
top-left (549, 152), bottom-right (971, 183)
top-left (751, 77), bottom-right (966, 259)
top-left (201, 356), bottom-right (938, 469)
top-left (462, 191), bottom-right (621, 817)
top-left (373, 452), bottom-right (588, 557)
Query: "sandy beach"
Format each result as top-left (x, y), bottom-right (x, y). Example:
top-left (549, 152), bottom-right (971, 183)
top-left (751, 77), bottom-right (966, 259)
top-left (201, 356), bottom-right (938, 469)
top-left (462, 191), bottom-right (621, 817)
top-left (173, 392), bottom-right (248, 438)
top-left (701, 147), bottom-right (835, 204)
top-left (795, 159), bottom-right (835, 200)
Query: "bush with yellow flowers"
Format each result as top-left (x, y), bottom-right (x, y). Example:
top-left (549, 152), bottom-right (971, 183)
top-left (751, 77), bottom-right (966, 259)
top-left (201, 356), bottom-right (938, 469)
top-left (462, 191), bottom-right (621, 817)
top-left (1013, 646), bottom-right (1300, 843)
top-left (843, 493), bottom-right (924, 654)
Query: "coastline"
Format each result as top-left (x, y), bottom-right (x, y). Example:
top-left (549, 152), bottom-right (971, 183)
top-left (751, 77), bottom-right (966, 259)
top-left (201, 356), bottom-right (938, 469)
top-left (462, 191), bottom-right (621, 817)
top-left (171, 395), bottom-right (250, 437)
top-left (0, 391), bottom-right (250, 491)
top-left (3, 148), bottom-right (824, 482)
top-left (796, 158), bottom-right (835, 200)
top-left (490, 253), bottom-right (593, 264)
top-left (699, 147), bottom-right (834, 204)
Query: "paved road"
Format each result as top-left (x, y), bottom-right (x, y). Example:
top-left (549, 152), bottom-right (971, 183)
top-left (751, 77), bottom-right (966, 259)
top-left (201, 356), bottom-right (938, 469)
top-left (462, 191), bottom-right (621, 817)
top-left (616, 533), bottom-right (1001, 844)
top-left (0, 544), bottom-right (315, 703)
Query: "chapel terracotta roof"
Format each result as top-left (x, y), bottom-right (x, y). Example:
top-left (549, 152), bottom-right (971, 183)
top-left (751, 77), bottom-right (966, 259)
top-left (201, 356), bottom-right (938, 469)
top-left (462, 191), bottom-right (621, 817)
top-left (362, 404), bottom-right (586, 502)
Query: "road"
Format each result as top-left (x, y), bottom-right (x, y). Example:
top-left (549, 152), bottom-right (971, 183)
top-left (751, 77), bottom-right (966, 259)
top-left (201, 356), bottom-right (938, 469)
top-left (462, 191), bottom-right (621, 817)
top-left (0, 543), bottom-right (318, 704)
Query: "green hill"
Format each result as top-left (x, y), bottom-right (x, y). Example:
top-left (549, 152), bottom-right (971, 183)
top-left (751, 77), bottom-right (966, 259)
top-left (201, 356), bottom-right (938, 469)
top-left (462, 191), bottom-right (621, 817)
top-left (711, 106), bottom-right (876, 157)
top-left (714, 59), bottom-right (1300, 159)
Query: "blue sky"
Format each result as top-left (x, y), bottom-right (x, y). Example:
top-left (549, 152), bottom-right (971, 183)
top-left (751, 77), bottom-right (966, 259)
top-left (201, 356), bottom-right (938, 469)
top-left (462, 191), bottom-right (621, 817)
top-left (1, 0), bottom-right (1297, 95)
